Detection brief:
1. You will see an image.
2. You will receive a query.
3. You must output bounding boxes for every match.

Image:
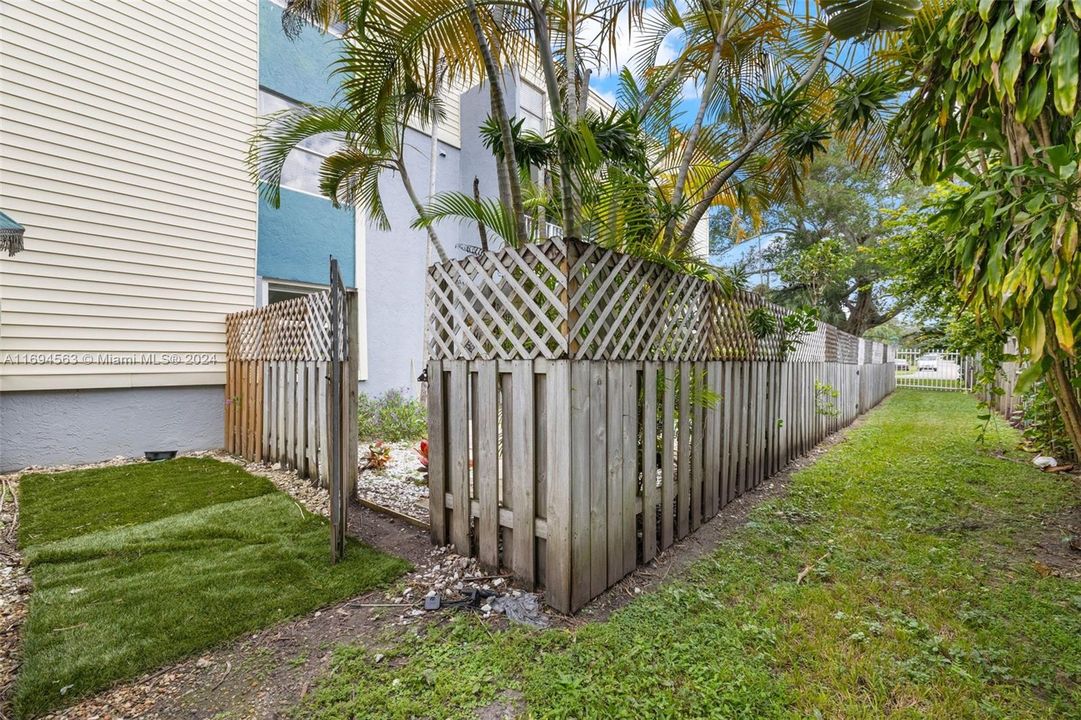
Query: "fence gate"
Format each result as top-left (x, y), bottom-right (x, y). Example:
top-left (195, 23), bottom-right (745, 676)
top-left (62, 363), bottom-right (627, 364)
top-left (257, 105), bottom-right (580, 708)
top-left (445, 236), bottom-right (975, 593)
top-left (327, 258), bottom-right (350, 561)
top-left (895, 349), bottom-right (977, 391)
top-left (224, 258), bottom-right (358, 559)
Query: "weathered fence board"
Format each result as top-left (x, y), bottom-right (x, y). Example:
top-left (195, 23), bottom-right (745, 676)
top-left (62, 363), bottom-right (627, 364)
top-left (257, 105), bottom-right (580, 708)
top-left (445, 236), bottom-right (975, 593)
top-left (426, 241), bottom-right (896, 613)
top-left (225, 292), bottom-right (356, 491)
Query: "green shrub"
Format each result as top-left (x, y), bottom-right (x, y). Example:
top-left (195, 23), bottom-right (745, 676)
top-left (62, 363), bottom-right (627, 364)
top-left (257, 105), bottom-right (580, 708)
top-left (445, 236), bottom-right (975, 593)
top-left (358, 389), bottom-right (427, 442)
top-left (1019, 380), bottom-right (1075, 461)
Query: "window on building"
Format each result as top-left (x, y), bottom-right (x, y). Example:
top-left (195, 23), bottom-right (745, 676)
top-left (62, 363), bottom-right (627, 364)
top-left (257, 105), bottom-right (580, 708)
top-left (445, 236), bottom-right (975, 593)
top-left (256, 89), bottom-right (344, 197)
top-left (519, 81), bottom-right (546, 134)
top-left (264, 279), bottom-right (326, 306)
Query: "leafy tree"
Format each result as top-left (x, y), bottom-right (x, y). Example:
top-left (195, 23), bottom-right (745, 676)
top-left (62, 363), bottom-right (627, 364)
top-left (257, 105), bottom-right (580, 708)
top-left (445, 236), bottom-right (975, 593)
top-left (890, 0), bottom-right (1081, 454)
top-left (745, 149), bottom-right (922, 335)
top-left (254, 0), bottom-right (917, 268)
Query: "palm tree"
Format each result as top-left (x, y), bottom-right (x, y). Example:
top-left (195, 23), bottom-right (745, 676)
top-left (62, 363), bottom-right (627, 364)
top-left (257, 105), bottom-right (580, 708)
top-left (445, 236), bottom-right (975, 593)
top-left (255, 0), bottom-right (916, 266)
top-left (249, 76), bottom-right (454, 263)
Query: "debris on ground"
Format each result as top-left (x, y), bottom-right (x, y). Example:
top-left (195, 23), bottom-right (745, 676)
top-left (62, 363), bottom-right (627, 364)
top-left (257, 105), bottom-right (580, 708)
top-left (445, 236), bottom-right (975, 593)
top-left (1033, 455), bottom-right (1058, 469)
top-left (0, 473), bottom-right (30, 711)
top-left (491, 593), bottom-right (549, 628)
top-left (419, 586), bottom-right (548, 628)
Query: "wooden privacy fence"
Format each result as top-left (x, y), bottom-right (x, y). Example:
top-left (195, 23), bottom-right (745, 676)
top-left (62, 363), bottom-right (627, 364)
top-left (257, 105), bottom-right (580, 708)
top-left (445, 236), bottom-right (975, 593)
top-left (986, 339), bottom-right (1022, 420)
top-left (224, 287), bottom-right (359, 496)
top-left (426, 239), bottom-right (896, 613)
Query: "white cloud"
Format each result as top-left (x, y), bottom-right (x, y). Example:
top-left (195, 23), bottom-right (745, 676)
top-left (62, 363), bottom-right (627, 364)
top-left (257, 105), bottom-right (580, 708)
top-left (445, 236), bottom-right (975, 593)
top-left (586, 7), bottom-right (684, 81)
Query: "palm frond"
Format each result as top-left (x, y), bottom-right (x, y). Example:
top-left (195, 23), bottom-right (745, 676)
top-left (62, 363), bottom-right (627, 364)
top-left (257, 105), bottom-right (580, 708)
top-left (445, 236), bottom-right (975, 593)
top-left (248, 104), bottom-right (357, 207)
top-left (413, 191), bottom-right (521, 246)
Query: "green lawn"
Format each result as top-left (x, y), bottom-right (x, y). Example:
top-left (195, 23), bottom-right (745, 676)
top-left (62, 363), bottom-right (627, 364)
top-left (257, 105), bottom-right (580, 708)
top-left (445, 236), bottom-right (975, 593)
top-left (297, 391), bottom-right (1080, 720)
top-left (15, 458), bottom-right (409, 719)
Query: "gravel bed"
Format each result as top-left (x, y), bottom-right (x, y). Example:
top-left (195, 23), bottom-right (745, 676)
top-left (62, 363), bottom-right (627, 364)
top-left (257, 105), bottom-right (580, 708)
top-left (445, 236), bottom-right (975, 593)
top-left (357, 441), bottom-right (429, 523)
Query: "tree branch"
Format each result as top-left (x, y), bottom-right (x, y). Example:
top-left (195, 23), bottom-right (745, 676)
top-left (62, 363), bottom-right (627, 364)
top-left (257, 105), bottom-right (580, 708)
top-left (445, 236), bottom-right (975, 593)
top-left (678, 37), bottom-right (834, 246)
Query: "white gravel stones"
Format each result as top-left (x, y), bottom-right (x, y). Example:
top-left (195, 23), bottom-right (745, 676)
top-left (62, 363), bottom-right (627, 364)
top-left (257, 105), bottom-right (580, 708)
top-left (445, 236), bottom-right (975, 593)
top-left (357, 441), bottom-right (429, 523)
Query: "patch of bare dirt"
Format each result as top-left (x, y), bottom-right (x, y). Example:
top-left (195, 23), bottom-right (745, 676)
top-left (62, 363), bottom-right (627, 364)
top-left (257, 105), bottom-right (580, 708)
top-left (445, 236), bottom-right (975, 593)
top-left (1032, 502), bottom-right (1081, 579)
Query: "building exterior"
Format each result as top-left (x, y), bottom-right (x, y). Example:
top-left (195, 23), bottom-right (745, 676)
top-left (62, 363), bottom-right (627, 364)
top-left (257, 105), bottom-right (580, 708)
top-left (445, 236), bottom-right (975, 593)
top-left (0, 0), bottom-right (259, 470)
top-left (0, 0), bottom-right (707, 470)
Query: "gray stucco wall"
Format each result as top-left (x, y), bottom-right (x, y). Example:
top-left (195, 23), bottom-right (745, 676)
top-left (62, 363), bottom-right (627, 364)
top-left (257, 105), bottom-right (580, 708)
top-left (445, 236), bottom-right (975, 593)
top-left (0, 385), bottom-right (223, 471)
top-left (360, 126), bottom-right (465, 399)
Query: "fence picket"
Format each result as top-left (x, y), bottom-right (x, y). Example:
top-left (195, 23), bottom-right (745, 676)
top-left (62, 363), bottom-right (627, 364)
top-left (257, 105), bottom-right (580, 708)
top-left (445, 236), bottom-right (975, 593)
top-left (605, 363), bottom-right (625, 585)
top-left (641, 362), bottom-right (658, 563)
top-left (589, 362), bottom-right (608, 596)
top-left (677, 361), bottom-right (691, 539)
top-left (511, 360), bottom-right (536, 589)
top-left (475, 360), bottom-right (499, 572)
top-left (570, 361), bottom-right (593, 608)
top-left (660, 361), bottom-right (676, 550)
top-left (546, 360), bottom-right (572, 613)
top-left (621, 365), bottom-right (638, 576)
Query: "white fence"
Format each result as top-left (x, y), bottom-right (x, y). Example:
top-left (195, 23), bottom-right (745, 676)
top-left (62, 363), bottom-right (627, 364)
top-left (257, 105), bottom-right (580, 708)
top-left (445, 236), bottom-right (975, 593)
top-left (895, 349), bottom-right (977, 391)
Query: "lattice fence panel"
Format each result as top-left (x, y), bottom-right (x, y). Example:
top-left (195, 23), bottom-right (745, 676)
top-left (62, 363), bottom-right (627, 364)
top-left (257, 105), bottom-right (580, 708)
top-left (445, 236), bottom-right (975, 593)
top-left (226, 291), bottom-right (344, 362)
top-left (427, 240), bottom-right (571, 360)
top-left (427, 239), bottom-right (883, 363)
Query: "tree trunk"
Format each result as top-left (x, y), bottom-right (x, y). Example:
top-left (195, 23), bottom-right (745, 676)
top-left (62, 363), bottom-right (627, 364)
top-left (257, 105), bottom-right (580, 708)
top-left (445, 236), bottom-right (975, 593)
top-left (528, 0), bottom-right (580, 239)
top-left (666, 21), bottom-right (728, 250)
top-left (677, 38), bottom-right (832, 246)
top-left (473, 176), bottom-right (490, 251)
top-left (1048, 353), bottom-right (1081, 459)
top-left (398, 158), bottom-right (449, 264)
top-left (465, 0), bottom-right (528, 246)
top-left (846, 282), bottom-right (876, 336)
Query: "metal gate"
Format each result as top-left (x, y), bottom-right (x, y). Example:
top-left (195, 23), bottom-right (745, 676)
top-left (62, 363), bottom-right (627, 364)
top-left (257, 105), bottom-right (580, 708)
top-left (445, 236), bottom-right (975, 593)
top-left (895, 349), bottom-right (977, 391)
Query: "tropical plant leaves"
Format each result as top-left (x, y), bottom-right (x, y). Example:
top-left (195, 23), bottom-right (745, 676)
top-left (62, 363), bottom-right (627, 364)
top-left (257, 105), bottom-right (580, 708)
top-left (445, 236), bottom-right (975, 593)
top-left (820, 0), bottom-right (922, 40)
top-left (1051, 25), bottom-right (1079, 115)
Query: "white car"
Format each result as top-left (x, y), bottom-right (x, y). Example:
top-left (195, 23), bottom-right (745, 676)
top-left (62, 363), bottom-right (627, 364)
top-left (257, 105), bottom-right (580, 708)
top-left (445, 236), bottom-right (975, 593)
top-left (917, 353), bottom-right (941, 372)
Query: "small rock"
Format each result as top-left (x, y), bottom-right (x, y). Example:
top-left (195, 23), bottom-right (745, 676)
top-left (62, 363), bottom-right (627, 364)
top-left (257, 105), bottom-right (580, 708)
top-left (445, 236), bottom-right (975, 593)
top-left (195, 657), bottom-right (213, 668)
top-left (481, 603), bottom-right (492, 613)
top-left (374, 653), bottom-right (385, 663)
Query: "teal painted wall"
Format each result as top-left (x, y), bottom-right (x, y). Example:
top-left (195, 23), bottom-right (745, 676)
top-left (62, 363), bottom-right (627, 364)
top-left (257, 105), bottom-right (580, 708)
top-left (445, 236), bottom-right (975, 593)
top-left (259, 0), bottom-right (339, 107)
top-left (259, 189), bottom-right (355, 287)
top-left (258, 1), bottom-right (353, 287)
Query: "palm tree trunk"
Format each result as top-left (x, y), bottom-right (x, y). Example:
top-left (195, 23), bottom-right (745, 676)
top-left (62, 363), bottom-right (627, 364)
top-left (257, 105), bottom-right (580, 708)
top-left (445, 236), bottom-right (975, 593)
top-left (528, 0), bottom-right (580, 239)
top-left (677, 38), bottom-right (832, 246)
top-left (640, 56), bottom-right (687, 118)
top-left (666, 23), bottom-right (727, 249)
top-left (427, 57), bottom-right (442, 266)
top-left (465, 0), bottom-right (528, 246)
top-left (398, 158), bottom-right (449, 264)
